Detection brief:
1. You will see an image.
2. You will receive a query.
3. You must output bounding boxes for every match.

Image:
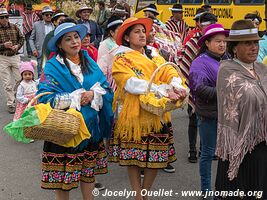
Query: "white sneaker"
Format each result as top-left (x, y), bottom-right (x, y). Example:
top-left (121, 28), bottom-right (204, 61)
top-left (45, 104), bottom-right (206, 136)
top-left (29, 139), bottom-right (35, 143)
top-left (163, 164), bottom-right (175, 173)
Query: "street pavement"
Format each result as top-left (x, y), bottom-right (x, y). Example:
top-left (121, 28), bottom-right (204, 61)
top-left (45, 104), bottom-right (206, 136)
top-left (0, 75), bottom-right (217, 200)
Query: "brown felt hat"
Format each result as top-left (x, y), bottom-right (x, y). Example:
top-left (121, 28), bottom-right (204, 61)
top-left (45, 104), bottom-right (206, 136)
top-left (225, 19), bottom-right (263, 42)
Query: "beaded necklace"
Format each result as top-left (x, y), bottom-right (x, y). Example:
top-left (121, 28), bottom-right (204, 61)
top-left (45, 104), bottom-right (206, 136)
top-left (67, 55), bottom-right (80, 65)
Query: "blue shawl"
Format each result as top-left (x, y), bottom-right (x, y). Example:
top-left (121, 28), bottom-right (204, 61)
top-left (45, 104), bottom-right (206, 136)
top-left (37, 50), bottom-right (113, 145)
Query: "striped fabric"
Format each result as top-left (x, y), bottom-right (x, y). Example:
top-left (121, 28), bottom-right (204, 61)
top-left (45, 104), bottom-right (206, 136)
top-left (179, 32), bottom-right (201, 108)
top-left (152, 23), bottom-right (183, 63)
top-left (166, 17), bottom-right (188, 42)
top-left (183, 27), bottom-right (201, 46)
top-left (21, 12), bottom-right (39, 35)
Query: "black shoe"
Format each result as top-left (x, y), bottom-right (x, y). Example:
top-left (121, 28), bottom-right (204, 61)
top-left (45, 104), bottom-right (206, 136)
top-left (94, 182), bottom-right (106, 191)
top-left (213, 155), bottom-right (219, 160)
top-left (163, 164), bottom-right (175, 173)
top-left (198, 150), bottom-right (202, 157)
top-left (188, 151), bottom-right (197, 163)
top-left (7, 106), bottom-right (15, 114)
top-left (140, 169), bottom-right (144, 178)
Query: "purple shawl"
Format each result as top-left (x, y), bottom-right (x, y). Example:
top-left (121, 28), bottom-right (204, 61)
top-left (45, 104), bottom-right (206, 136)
top-left (216, 59), bottom-right (267, 180)
top-left (189, 52), bottom-right (220, 101)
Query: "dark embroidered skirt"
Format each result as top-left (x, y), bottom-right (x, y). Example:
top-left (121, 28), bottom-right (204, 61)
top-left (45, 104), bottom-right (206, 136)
top-left (215, 142), bottom-right (267, 200)
top-left (108, 122), bottom-right (176, 169)
top-left (41, 139), bottom-right (107, 191)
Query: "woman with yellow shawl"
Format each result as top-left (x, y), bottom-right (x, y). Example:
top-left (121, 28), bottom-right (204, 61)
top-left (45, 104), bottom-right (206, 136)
top-left (109, 17), bottom-right (188, 200)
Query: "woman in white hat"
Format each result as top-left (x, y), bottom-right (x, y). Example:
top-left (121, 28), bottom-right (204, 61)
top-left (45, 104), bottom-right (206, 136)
top-left (97, 15), bottom-right (123, 92)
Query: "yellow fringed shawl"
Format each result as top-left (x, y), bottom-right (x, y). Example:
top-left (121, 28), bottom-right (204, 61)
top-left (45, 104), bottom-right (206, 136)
top-left (112, 49), bottom-right (181, 142)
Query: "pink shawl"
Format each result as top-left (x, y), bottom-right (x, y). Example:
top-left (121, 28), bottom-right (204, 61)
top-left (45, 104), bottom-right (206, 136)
top-left (216, 59), bottom-right (267, 180)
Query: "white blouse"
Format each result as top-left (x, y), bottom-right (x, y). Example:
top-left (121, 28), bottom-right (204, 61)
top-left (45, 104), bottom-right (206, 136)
top-left (55, 55), bottom-right (106, 111)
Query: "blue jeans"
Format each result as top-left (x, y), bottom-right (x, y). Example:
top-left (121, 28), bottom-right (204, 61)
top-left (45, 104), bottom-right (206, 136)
top-left (197, 116), bottom-right (217, 191)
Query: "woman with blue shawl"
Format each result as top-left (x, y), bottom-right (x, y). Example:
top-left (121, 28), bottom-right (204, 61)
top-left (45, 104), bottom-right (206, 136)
top-left (37, 22), bottom-right (113, 200)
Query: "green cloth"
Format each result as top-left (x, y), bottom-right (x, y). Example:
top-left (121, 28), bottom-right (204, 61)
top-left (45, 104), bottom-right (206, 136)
top-left (3, 107), bottom-right (40, 143)
top-left (42, 30), bottom-right (55, 59)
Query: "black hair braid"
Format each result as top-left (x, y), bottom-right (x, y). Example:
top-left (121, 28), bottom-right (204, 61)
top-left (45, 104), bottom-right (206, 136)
top-left (57, 48), bottom-right (76, 78)
top-left (196, 44), bottom-right (208, 59)
top-left (104, 23), bottom-right (121, 39)
top-left (227, 41), bottom-right (239, 59)
top-left (79, 50), bottom-right (91, 74)
top-left (144, 46), bottom-right (153, 60)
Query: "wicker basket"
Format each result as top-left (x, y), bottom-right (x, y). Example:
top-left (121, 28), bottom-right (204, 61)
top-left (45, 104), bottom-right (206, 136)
top-left (140, 62), bottom-right (187, 116)
top-left (24, 92), bottom-right (80, 145)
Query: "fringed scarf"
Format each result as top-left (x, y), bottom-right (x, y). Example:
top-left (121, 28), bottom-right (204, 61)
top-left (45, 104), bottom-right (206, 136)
top-left (112, 46), bottom-right (179, 142)
top-left (216, 59), bottom-right (267, 180)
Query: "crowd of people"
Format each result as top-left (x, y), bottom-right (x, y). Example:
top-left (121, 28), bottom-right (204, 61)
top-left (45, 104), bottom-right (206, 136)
top-left (0, 1), bottom-right (267, 200)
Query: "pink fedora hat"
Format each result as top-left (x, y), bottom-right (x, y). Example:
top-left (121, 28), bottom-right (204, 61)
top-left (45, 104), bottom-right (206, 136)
top-left (197, 23), bottom-right (229, 46)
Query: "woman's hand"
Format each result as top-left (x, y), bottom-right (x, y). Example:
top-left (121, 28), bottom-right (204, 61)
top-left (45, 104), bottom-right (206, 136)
top-left (168, 88), bottom-right (187, 101)
top-left (168, 90), bottom-right (180, 101)
top-left (173, 88), bottom-right (187, 101)
top-left (81, 90), bottom-right (94, 106)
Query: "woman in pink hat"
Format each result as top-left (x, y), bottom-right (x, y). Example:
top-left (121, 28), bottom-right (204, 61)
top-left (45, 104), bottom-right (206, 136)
top-left (188, 23), bottom-right (229, 196)
top-left (13, 60), bottom-right (38, 121)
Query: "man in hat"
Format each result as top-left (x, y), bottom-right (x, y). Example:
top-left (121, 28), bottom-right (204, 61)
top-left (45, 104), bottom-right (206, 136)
top-left (117, 0), bottom-right (130, 18)
top-left (0, 8), bottom-right (24, 113)
top-left (111, 3), bottom-right (129, 20)
top-left (76, 5), bottom-right (102, 48)
top-left (29, 6), bottom-right (54, 77)
top-left (201, 5), bottom-right (212, 13)
top-left (8, 2), bottom-right (20, 16)
top-left (96, 1), bottom-right (111, 35)
top-left (109, 0), bottom-right (117, 10)
top-left (21, 3), bottom-right (39, 58)
top-left (143, 4), bottom-right (166, 29)
top-left (244, 11), bottom-right (262, 29)
top-left (183, 7), bottom-right (206, 45)
top-left (166, 4), bottom-right (188, 42)
top-left (179, 12), bottom-right (217, 164)
top-left (41, 10), bottom-right (67, 66)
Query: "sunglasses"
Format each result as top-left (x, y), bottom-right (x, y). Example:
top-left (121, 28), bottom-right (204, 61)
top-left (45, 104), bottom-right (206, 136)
top-left (44, 13), bottom-right (52, 17)
top-left (0, 16), bottom-right (9, 19)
